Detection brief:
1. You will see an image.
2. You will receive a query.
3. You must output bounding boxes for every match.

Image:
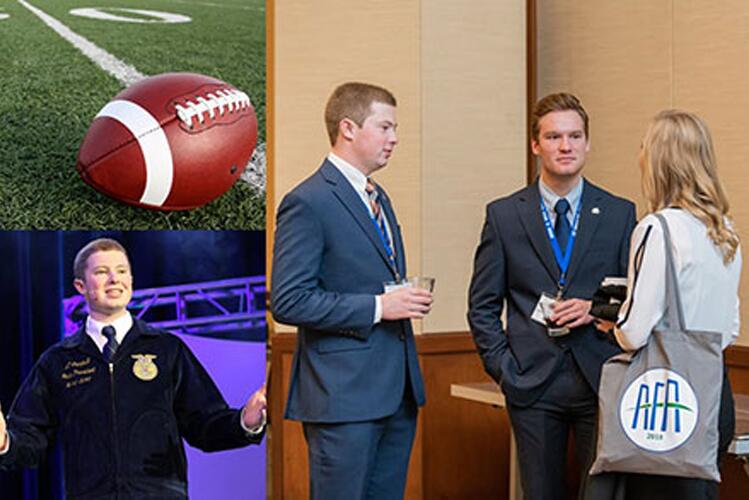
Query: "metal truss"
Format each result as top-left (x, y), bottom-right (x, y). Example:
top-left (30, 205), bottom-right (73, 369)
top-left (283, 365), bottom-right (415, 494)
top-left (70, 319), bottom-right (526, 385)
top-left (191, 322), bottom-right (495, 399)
top-left (63, 276), bottom-right (266, 340)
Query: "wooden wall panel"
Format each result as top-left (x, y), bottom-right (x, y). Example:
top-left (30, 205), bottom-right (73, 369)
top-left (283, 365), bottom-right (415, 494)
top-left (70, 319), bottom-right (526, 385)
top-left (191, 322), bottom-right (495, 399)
top-left (420, 1), bottom-right (526, 333)
top-left (537, 2), bottom-right (672, 215)
top-left (419, 341), bottom-right (509, 498)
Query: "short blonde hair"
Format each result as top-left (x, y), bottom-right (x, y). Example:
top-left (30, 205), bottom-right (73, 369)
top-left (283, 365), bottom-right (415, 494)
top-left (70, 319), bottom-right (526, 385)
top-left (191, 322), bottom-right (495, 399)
top-left (73, 238), bottom-right (129, 279)
top-left (640, 110), bottom-right (739, 263)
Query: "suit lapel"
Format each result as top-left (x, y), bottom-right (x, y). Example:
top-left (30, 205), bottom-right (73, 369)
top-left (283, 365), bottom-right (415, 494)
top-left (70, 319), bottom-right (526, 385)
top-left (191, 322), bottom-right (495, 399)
top-left (565, 181), bottom-right (604, 286)
top-left (320, 161), bottom-right (398, 277)
top-left (516, 183), bottom-right (559, 283)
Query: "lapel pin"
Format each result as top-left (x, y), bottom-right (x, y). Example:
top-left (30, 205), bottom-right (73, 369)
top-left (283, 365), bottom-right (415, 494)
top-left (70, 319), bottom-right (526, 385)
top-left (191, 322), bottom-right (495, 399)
top-left (591, 207), bottom-right (600, 215)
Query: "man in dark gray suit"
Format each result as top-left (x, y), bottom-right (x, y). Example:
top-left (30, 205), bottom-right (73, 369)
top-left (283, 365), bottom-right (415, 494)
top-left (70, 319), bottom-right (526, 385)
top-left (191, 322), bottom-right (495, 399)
top-left (271, 82), bottom-right (432, 500)
top-left (468, 93), bottom-right (636, 500)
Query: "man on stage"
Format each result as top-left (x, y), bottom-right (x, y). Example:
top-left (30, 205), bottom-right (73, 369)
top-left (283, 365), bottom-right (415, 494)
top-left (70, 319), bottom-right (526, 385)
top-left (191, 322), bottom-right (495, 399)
top-left (0, 238), bottom-right (266, 499)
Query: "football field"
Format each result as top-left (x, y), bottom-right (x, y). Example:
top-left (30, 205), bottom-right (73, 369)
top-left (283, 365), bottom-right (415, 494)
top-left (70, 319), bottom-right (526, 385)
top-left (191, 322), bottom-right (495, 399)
top-left (0, 0), bottom-right (265, 229)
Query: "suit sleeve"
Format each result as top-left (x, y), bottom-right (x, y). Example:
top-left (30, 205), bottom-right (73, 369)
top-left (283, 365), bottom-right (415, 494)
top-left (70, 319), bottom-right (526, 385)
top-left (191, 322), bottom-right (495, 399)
top-left (0, 359), bottom-right (57, 470)
top-left (467, 205), bottom-right (512, 383)
top-left (173, 339), bottom-right (262, 452)
top-left (271, 191), bottom-right (376, 333)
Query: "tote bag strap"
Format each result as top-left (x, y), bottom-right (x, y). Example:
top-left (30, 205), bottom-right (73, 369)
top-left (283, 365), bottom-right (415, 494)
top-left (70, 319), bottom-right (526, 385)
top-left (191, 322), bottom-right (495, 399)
top-left (653, 212), bottom-right (687, 331)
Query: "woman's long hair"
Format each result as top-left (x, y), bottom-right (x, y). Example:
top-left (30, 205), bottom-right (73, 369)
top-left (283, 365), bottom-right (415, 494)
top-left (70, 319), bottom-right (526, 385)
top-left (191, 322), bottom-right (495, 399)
top-left (640, 110), bottom-right (739, 263)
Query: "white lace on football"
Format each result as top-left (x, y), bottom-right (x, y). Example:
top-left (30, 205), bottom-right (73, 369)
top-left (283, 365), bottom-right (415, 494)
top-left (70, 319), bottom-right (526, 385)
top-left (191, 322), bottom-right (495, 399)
top-left (175, 88), bottom-right (251, 128)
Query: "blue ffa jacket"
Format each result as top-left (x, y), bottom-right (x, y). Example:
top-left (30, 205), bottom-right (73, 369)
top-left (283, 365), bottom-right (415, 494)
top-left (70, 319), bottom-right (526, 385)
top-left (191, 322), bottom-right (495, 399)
top-left (0, 319), bottom-right (262, 500)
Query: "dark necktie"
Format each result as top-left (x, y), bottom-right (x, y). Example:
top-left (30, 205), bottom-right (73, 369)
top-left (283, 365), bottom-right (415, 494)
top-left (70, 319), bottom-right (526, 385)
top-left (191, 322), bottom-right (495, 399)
top-left (102, 325), bottom-right (119, 363)
top-left (554, 198), bottom-right (571, 252)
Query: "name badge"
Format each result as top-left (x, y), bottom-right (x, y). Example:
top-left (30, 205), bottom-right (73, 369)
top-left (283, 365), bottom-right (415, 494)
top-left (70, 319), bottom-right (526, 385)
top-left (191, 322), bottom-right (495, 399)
top-left (383, 279), bottom-right (410, 293)
top-left (531, 292), bottom-right (570, 337)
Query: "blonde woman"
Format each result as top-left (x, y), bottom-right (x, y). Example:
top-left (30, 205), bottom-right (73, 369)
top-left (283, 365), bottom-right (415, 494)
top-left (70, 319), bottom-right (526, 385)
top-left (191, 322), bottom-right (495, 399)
top-left (595, 110), bottom-right (741, 499)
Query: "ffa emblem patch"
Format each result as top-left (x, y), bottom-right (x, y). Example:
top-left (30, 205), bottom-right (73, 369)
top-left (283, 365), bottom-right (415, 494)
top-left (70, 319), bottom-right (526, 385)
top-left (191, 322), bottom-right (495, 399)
top-left (131, 354), bottom-right (158, 381)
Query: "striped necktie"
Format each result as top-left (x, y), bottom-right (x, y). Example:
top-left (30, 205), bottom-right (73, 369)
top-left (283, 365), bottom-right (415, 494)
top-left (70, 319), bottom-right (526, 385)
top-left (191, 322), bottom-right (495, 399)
top-left (365, 178), bottom-right (396, 260)
top-left (102, 325), bottom-right (119, 363)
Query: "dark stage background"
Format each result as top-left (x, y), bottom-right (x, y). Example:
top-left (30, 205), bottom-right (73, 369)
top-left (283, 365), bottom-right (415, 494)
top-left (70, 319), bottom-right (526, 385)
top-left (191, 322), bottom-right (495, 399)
top-left (0, 230), bottom-right (266, 500)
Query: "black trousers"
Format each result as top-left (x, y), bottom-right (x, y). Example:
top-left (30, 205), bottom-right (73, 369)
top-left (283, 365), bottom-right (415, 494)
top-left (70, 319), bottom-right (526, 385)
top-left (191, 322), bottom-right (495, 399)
top-left (507, 350), bottom-right (598, 500)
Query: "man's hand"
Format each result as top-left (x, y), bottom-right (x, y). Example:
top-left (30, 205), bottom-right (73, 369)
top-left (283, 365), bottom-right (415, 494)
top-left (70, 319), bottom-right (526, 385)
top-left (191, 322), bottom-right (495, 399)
top-left (242, 384), bottom-right (267, 430)
top-left (550, 299), bottom-right (594, 329)
top-left (381, 287), bottom-right (433, 320)
top-left (0, 403), bottom-right (8, 452)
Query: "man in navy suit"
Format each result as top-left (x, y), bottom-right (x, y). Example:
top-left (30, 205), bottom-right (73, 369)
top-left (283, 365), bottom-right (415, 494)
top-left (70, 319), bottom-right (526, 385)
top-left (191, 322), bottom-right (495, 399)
top-left (271, 82), bottom-right (433, 500)
top-left (468, 93), bottom-right (636, 500)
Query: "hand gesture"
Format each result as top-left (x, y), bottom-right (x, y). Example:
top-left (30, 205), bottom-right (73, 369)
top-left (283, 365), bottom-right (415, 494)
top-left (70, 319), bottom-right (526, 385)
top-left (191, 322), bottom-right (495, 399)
top-left (242, 383), bottom-right (267, 430)
top-left (0, 403), bottom-right (7, 452)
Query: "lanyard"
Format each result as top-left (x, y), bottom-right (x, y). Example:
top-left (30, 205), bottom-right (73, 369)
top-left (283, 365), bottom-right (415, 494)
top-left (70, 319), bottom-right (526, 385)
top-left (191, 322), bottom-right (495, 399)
top-left (540, 197), bottom-right (582, 289)
top-left (370, 213), bottom-right (401, 282)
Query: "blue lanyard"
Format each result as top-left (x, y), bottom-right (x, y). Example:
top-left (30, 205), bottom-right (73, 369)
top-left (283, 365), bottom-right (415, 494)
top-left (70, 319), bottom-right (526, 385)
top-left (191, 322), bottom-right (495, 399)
top-left (370, 213), bottom-right (401, 281)
top-left (540, 197), bottom-right (582, 288)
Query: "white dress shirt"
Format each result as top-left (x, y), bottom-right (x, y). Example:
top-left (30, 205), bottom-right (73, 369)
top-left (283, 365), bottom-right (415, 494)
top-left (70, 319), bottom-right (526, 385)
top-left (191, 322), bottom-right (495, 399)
top-left (328, 152), bottom-right (392, 324)
top-left (615, 208), bottom-right (741, 351)
top-left (86, 312), bottom-right (133, 353)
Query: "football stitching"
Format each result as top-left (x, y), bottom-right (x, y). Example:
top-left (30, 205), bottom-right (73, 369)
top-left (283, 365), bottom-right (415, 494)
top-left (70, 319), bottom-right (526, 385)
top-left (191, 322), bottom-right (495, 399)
top-left (174, 88), bottom-right (251, 129)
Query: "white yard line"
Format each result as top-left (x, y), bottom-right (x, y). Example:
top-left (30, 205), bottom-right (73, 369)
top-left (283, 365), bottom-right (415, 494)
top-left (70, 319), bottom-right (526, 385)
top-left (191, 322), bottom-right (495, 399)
top-left (18, 0), bottom-right (146, 86)
top-left (162, 0), bottom-right (264, 11)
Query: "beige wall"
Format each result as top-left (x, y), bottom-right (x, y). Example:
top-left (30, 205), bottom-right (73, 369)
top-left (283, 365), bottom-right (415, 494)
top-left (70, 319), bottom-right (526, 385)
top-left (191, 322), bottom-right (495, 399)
top-left (538, 0), bottom-right (749, 345)
top-left (420, 1), bottom-right (526, 331)
top-left (270, 0), bottom-right (527, 333)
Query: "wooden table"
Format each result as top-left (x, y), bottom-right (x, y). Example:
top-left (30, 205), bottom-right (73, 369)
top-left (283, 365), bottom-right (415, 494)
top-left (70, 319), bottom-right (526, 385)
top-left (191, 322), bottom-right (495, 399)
top-left (451, 382), bottom-right (749, 498)
top-left (450, 382), bottom-right (522, 500)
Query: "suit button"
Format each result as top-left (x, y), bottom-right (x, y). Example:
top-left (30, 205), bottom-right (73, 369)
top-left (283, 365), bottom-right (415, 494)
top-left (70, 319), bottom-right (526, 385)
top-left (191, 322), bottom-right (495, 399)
top-left (399, 333), bottom-right (405, 341)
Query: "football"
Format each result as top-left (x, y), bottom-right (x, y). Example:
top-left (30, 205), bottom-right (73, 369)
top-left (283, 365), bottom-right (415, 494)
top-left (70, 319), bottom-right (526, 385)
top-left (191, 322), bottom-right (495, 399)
top-left (77, 72), bottom-right (258, 211)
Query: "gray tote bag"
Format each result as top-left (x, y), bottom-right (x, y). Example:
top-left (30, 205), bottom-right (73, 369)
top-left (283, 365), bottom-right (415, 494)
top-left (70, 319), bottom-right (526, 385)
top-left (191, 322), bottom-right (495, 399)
top-left (589, 213), bottom-right (724, 481)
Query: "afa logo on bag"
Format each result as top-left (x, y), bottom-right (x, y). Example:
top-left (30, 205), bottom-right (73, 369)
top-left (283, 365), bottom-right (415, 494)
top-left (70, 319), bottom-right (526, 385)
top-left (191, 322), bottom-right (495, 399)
top-left (619, 368), bottom-right (698, 452)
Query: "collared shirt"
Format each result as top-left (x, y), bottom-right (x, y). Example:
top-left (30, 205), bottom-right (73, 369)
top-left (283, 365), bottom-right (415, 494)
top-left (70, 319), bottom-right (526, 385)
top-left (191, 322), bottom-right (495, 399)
top-left (327, 153), bottom-right (387, 324)
top-left (86, 311), bottom-right (133, 354)
top-left (539, 177), bottom-right (584, 226)
top-left (328, 152), bottom-right (373, 216)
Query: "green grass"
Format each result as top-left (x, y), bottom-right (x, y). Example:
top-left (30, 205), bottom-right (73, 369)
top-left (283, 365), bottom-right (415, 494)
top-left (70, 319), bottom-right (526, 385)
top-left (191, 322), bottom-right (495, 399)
top-left (0, 0), bottom-right (265, 229)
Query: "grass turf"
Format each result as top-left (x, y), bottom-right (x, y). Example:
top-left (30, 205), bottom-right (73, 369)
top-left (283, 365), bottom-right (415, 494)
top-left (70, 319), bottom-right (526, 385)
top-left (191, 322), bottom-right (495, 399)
top-left (0, 0), bottom-right (265, 229)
